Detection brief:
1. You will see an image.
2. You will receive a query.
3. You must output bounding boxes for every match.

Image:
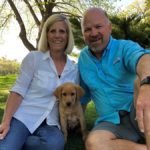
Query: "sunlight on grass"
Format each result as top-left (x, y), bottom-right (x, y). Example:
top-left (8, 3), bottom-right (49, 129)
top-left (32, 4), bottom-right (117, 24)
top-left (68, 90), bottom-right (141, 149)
top-left (0, 89), bottom-right (9, 93)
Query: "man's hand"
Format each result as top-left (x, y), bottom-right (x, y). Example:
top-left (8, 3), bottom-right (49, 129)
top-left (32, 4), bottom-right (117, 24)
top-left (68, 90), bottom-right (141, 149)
top-left (136, 84), bottom-right (150, 150)
top-left (136, 84), bottom-right (150, 133)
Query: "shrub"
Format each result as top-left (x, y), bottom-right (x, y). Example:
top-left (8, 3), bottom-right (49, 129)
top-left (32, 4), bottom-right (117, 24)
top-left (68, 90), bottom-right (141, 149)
top-left (0, 57), bottom-right (20, 75)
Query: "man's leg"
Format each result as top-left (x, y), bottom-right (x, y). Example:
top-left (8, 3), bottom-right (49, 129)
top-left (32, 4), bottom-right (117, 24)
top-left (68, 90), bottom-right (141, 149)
top-left (85, 109), bottom-right (146, 150)
top-left (85, 130), bottom-right (146, 150)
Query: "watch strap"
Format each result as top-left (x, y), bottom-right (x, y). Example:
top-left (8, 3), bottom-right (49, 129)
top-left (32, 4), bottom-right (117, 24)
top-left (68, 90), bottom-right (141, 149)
top-left (140, 76), bottom-right (150, 86)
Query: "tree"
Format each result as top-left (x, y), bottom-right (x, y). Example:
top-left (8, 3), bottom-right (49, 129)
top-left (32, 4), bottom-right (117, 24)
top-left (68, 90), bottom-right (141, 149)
top-left (1, 0), bottom-right (119, 51)
top-left (110, 0), bottom-right (150, 48)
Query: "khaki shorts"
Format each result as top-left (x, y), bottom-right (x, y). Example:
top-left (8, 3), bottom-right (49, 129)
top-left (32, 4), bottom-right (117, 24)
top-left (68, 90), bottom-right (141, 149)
top-left (92, 104), bottom-right (145, 144)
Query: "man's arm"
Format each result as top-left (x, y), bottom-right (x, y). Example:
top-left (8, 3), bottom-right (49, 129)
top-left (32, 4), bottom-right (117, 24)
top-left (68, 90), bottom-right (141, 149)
top-left (136, 54), bottom-right (150, 145)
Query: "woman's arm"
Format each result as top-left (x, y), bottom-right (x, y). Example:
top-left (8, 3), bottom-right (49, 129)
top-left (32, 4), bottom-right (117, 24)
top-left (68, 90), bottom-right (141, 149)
top-left (0, 92), bottom-right (23, 139)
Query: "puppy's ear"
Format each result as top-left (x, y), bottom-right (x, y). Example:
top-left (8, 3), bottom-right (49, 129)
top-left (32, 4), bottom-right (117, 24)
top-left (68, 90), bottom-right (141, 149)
top-left (54, 86), bottom-right (62, 99)
top-left (75, 85), bottom-right (85, 100)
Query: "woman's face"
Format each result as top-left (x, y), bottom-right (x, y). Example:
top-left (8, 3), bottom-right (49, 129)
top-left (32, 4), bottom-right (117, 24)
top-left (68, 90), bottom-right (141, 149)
top-left (47, 21), bottom-right (68, 52)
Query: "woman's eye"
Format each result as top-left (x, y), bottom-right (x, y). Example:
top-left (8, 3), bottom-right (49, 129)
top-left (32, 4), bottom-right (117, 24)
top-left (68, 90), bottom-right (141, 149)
top-left (49, 29), bottom-right (55, 33)
top-left (59, 29), bottom-right (66, 33)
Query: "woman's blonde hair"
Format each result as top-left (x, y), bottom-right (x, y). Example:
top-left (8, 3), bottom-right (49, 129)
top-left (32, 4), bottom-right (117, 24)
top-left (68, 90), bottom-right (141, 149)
top-left (38, 14), bottom-right (74, 54)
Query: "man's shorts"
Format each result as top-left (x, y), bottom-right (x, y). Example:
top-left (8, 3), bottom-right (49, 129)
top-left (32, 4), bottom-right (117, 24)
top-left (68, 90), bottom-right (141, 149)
top-left (92, 104), bottom-right (145, 144)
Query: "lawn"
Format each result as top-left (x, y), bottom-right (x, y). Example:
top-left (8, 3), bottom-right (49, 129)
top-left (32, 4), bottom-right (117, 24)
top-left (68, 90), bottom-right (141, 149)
top-left (0, 74), bottom-right (17, 121)
top-left (0, 74), bottom-right (97, 150)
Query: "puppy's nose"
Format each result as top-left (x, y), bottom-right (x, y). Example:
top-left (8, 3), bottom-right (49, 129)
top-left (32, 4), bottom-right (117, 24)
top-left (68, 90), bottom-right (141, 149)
top-left (66, 102), bottom-right (71, 107)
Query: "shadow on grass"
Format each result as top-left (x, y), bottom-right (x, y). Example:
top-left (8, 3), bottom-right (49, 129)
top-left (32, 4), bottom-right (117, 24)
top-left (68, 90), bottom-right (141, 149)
top-left (65, 132), bottom-right (85, 150)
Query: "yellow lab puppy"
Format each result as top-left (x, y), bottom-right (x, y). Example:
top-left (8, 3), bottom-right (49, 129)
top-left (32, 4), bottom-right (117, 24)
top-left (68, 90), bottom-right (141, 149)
top-left (54, 82), bottom-right (87, 143)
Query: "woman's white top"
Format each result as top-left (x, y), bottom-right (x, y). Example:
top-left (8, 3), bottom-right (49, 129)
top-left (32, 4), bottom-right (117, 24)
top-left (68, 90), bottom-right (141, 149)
top-left (11, 51), bottom-right (79, 133)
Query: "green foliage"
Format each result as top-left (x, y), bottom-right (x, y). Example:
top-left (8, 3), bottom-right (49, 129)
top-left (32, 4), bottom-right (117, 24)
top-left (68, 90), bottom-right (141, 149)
top-left (69, 17), bottom-right (85, 49)
top-left (110, 10), bottom-right (150, 48)
top-left (111, 0), bottom-right (150, 48)
top-left (0, 57), bottom-right (20, 75)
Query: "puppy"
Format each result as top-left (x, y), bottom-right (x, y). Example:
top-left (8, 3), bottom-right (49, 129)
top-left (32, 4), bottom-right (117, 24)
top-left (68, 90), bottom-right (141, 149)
top-left (54, 82), bottom-right (87, 143)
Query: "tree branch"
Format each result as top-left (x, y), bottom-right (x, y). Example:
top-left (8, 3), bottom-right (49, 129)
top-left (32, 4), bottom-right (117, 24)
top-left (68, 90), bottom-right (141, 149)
top-left (55, 2), bottom-right (83, 14)
top-left (23, 0), bottom-right (40, 26)
top-left (34, 0), bottom-right (45, 18)
top-left (7, 0), bottom-right (35, 51)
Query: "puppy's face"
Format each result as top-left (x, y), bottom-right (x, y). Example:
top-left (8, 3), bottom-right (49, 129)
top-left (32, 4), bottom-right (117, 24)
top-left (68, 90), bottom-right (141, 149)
top-left (54, 83), bottom-right (84, 107)
top-left (61, 85), bottom-right (77, 107)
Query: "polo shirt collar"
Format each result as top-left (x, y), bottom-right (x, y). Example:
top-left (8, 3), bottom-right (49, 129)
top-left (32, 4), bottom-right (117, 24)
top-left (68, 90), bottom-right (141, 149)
top-left (88, 36), bottom-right (113, 60)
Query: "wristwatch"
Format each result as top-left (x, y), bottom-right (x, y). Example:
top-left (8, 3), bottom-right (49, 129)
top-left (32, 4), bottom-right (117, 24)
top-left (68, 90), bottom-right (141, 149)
top-left (140, 76), bottom-right (150, 86)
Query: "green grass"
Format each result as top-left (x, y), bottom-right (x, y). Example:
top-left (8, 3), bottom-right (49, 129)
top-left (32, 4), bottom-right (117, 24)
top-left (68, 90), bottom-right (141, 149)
top-left (0, 74), bottom-right (17, 90)
top-left (0, 74), bottom-right (97, 150)
top-left (0, 74), bottom-right (17, 121)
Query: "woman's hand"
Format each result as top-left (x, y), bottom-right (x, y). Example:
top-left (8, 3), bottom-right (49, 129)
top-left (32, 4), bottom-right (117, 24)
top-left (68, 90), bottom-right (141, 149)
top-left (0, 122), bottom-right (10, 140)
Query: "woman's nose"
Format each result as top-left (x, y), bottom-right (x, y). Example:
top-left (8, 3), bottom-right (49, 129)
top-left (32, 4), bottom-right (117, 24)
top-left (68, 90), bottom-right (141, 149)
top-left (54, 31), bottom-right (60, 37)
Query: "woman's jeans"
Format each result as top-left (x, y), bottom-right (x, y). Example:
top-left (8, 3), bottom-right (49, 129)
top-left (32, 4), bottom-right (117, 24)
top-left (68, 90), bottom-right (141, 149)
top-left (0, 118), bottom-right (65, 150)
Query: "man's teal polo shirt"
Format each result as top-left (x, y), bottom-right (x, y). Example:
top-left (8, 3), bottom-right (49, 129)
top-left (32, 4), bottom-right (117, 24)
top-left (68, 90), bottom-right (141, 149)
top-left (78, 36), bottom-right (150, 125)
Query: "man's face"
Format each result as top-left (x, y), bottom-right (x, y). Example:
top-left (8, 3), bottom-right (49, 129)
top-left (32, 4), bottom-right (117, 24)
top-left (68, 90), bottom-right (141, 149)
top-left (82, 10), bottom-right (112, 54)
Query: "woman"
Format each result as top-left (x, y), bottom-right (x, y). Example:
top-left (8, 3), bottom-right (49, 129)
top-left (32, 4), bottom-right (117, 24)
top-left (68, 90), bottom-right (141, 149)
top-left (0, 14), bottom-right (78, 150)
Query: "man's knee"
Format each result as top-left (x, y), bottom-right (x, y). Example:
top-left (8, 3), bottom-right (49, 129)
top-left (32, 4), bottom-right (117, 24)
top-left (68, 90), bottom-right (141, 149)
top-left (85, 131), bottom-right (103, 149)
top-left (85, 130), bottom-right (116, 150)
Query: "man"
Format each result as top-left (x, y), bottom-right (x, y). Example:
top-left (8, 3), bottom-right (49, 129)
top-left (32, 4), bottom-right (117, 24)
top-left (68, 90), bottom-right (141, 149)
top-left (78, 7), bottom-right (150, 150)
